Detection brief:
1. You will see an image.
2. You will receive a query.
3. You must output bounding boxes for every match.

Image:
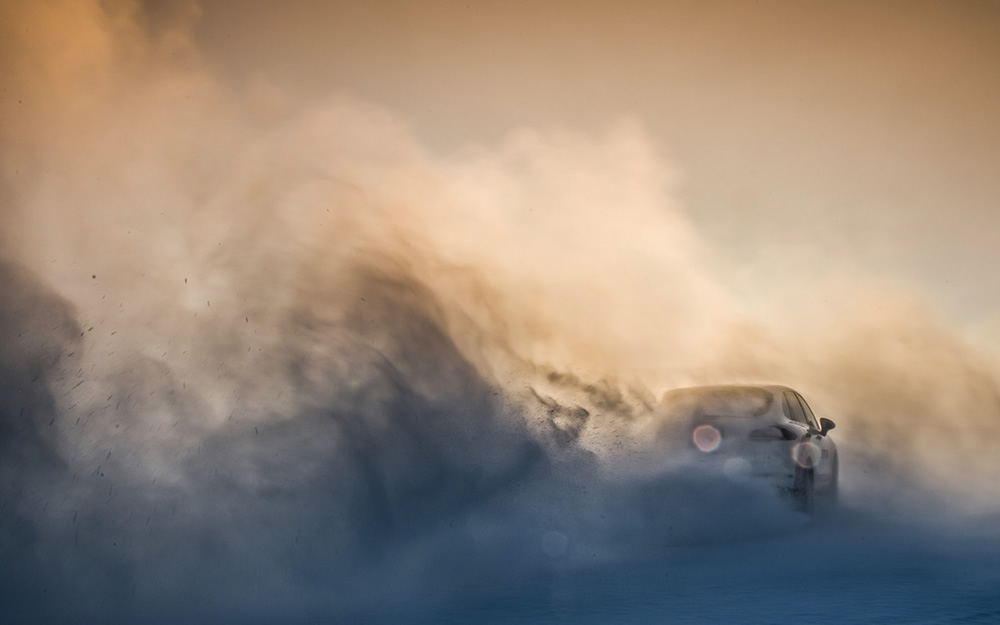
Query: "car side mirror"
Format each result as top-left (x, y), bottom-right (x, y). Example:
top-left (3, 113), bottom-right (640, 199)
top-left (819, 417), bottom-right (836, 436)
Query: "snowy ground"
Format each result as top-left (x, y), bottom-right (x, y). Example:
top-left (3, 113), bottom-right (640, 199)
top-left (3, 432), bottom-right (999, 624)
top-left (425, 505), bottom-right (1000, 625)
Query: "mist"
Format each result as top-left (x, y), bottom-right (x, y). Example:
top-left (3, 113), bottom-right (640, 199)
top-left (2, 1), bottom-right (999, 622)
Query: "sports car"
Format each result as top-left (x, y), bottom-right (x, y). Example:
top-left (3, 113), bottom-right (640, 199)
top-left (657, 384), bottom-right (838, 512)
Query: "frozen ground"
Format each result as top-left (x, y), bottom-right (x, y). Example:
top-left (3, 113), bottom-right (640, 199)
top-left (16, 484), bottom-right (997, 625)
top-left (2, 384), bottom-right (998, 625)
top-left (424, 505), bottom-right (1000, 625)
top-left (7, 455), bottom-right (1000, 625)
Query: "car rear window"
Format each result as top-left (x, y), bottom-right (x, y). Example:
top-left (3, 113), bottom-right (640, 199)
top-left (661, 387), bottom-right (774, 419)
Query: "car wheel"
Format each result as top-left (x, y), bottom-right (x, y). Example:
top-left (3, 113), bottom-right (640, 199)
top-left (826, 455), bottom-right (839, 504)
top-left (792, 466), bottom-right (815, 514)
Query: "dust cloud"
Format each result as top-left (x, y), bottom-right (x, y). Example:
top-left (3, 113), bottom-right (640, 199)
top-left (1, 1), bottom-right (998, 622)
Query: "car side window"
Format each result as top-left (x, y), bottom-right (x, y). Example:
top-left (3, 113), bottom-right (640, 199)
top-left (782, 391), bottom-right (808, 425)
top-left (795, 393), bottom-right (821, 431)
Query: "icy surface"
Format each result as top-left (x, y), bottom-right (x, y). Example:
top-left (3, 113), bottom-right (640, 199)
top-left (427, 507), bottom-right (1000, 625)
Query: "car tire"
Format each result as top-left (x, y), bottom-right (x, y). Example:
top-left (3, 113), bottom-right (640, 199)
top-left (826, 454), bottom-right (839, 504)
top-left (793, 466), bottom-right (815, 515)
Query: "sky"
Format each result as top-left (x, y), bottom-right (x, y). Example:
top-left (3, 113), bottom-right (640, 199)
top-left (184, 0), bottom-right (1000, 329)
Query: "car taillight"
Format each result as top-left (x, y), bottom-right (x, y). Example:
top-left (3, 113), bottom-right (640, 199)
top-left (749, 426), bottom-right (795, 441)
top-left (792, 441), bottom-right (821, 468)
top-left (692, 424), bottom-right (722, 452)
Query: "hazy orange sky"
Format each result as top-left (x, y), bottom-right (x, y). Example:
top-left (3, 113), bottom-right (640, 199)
top-left (171, 0), bottom-right (1000, 332)
top-left (4, 0), bottom-right (997, 334)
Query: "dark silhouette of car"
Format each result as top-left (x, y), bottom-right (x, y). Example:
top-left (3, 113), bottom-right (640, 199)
top-left (657, 384), bottom-right (838, 512)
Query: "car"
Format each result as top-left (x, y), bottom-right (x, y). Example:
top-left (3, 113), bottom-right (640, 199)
top-left (656, 384), bottom-right (838, 513)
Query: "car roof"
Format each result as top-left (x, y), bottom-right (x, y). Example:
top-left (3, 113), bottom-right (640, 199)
top-left (665, 383), bottom-right (796, 396)
top-left (660, 384), bottom-right (795, 422)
